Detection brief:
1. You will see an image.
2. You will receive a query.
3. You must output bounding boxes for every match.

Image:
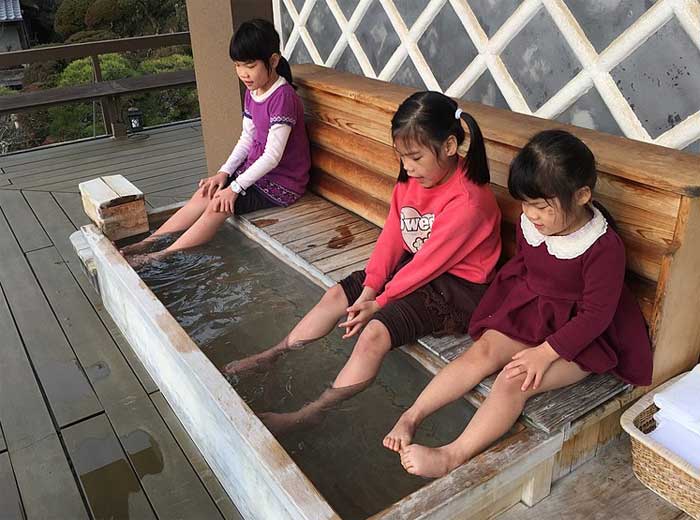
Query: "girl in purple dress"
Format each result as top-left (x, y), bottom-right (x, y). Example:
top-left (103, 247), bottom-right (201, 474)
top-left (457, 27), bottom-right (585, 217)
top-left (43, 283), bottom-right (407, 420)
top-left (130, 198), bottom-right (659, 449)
top-left (123, 19), bottom-right (310, 262)
top-left (384, 130), bottom-right (653, 478)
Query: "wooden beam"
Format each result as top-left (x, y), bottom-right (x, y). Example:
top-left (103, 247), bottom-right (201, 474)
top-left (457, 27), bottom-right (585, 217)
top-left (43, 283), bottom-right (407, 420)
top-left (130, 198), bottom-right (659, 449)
top-left (0, 70), bottom-right (196, 114)
top-left (651, 196), bottom-right (700, 384)
top-left (0, 32), bottom-right (191, 67)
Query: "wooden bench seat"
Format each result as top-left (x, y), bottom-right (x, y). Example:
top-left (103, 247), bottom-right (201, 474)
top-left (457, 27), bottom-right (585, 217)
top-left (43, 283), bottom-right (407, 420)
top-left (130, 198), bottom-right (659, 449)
top-left (0, 70), bottom-right (196, 114)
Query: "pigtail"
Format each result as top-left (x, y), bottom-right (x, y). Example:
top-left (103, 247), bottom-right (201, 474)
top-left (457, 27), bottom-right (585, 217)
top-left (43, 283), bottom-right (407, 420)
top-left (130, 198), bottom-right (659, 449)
top-left (276, 56), bottom-right (295, 89)
top-left (397, 164), bottom-right (409, 183)
top-left (591, 200), bottom-right (618, 232)
top-left (459, 112), bottom-right (489, 185)
top-left (391, 91), bottom-right (491, 185)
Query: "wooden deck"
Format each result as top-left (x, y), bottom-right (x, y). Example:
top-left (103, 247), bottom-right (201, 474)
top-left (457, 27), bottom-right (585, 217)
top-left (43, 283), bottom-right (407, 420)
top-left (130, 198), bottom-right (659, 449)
top-left (0, 121), bottom-right (689, 519)
top-left (0, 122), bottom-right (240, 519)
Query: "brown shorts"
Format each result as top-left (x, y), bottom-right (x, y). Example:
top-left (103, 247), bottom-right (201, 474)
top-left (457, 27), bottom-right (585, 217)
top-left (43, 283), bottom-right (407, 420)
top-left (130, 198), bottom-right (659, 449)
top-left (339, 254), bottom-right (488, 348)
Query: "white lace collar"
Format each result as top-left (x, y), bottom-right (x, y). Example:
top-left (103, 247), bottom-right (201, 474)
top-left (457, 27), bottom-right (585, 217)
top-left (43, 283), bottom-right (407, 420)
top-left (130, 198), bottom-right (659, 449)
top-left (520, 205), bottom-right (608, 259)
top-left (250, 76), bottom-right (287, 102)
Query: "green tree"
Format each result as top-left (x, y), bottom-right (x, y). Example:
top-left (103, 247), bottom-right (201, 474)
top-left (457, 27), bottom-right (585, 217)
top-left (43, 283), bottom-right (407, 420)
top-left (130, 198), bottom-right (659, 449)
top-left (84, 0), bottom-right (187, 36)
top-left (54, 0), bottom-right (95, 38)
top-left (0, 88), bottom-right (44, 153)
top-left (57, 52), bottom-right (135, 86)
top-left (65, 29), bottom-right (118, 44)
top-left (20, 0), bottom-right (61, 43)
top-left (133, 54), bottom-right (199, 126)
top-left (48, 54), bottom-right (137, 141)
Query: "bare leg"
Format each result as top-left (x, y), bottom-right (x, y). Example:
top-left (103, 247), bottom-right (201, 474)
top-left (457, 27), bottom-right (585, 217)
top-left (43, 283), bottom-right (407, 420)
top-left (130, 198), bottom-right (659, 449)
top-left (259, 319), bottom-right (392, 434)
top-left (384, 330), bottom-right (523, 452)
top-left (400, 359), bottom-right (589, 478)
top-left (162, 202), bottom-right (231, 253)
top-left (333, 319), bottom-right (392, 388)
top-left (222, 284), bottom-right (350, 375)
top-left (260, 378), bottom-right (373, 435)
top-left (128, 198), bottom-right (231, 266)
top-left (153, 187), bottom-right (212, 237)
top-left (121, 187), bottom-right (211, 255)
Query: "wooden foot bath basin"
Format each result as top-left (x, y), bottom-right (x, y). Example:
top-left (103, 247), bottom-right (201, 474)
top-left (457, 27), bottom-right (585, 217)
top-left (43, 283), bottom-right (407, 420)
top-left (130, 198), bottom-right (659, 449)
top-left (72, 65), bottom-right (700, 519)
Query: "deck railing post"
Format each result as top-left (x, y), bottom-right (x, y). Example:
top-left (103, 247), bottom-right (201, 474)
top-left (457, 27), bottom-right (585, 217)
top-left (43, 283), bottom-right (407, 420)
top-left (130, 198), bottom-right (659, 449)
top-left (90, 55), bottom-right (112, 136)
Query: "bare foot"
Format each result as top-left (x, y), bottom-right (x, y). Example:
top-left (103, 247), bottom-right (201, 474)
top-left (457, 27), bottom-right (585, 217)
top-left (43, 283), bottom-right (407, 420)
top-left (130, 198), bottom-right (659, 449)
top-left (258, 379), bottom-right (374, 436)
top-left (222, 337), bottom-right (316, 376)
top-left (383, 411), bottom-right (419, 452)
top-left (126, 250), bottom-right (169, 268)
top-left (120, 239), bottom-right (155, 256)
top-left (222, 350), bottom-right (278, 375)
top-left (259, 408), bottom-right (323, 435)
top-left (399, 444), bottom-right (464, 478)
top-left (126, 253), bottom-right (150, 268)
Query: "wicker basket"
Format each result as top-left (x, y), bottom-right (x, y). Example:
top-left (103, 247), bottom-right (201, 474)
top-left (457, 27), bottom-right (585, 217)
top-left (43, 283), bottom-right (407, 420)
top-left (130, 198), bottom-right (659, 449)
top-left (621, 373), bottom-right (700, 519)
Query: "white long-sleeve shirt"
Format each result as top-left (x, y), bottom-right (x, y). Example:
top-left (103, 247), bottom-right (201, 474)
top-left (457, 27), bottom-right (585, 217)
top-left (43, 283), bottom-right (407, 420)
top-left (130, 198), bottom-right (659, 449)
top-left (218, 76), bottom-right (293, 191)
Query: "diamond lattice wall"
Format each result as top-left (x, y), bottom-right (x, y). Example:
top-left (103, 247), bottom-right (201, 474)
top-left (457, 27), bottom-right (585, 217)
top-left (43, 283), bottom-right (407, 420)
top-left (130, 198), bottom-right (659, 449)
top-left (274, 0), bottom-right (700, 153)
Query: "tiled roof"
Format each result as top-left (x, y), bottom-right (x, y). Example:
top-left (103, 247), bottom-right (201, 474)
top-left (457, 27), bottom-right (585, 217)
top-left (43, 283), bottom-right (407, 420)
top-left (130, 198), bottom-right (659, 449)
top-left (0, 0), bottom-right (22, 22)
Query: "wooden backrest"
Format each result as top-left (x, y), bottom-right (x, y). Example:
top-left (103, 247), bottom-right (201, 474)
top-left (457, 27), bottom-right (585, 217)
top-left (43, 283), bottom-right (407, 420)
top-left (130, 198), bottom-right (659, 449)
top-left (293, 64), bottom-right (700, 386)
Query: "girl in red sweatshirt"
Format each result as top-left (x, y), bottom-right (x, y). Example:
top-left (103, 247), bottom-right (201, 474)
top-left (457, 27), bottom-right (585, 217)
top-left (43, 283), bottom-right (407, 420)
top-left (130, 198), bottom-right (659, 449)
top-left (224, 92), bottom-right (502, 433)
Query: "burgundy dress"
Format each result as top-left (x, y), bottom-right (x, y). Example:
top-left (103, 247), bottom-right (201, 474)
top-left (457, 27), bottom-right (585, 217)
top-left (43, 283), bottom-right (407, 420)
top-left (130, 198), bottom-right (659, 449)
top-left (469, 208), bottom-right (653, 386)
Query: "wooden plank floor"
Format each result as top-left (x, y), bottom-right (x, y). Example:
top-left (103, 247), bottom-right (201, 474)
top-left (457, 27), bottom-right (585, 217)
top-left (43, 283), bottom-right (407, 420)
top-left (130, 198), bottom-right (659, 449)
top-left (0, 122), bottom-right (241, 520)
top-left (0, 121), bottom-right (689, 520)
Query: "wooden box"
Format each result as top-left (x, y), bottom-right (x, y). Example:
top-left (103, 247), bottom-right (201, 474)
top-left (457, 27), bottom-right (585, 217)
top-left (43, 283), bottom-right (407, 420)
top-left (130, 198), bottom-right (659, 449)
top-left (79, 175), bottom-right (148, 241)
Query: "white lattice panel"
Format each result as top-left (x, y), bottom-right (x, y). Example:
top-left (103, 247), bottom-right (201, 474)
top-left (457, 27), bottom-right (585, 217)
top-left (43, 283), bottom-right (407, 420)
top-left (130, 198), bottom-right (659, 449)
top-left (274, 0), bottom-right (700, 151)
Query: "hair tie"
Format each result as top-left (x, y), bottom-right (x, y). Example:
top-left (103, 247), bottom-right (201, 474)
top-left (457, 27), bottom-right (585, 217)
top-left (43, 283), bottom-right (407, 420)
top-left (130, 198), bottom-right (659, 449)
top-left (455, 108), bottom-right (463, 120)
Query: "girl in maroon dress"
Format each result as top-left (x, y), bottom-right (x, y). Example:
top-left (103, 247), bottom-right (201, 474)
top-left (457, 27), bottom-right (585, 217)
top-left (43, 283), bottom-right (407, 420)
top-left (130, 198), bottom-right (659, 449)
top-left (384, 129), bottom-right (653, 478)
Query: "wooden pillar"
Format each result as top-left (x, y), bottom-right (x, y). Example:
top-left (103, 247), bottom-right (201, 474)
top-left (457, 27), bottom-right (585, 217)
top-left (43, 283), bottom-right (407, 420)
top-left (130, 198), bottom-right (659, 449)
top-left (185, 0), bottom-right (273, 176)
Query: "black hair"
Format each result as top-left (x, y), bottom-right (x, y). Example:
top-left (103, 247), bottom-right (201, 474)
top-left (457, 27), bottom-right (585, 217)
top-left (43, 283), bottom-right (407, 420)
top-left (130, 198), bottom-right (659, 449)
top-left (391, 91), bottom-right (490, 185)
top-left (508, 129), bottom-right (615, 226)
top-left (229, 18), bottom-right (294, 87)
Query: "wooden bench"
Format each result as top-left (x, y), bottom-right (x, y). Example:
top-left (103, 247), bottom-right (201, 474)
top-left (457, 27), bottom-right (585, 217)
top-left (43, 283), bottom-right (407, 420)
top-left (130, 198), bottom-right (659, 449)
top-left (218, 64), bottom-right (700, 490)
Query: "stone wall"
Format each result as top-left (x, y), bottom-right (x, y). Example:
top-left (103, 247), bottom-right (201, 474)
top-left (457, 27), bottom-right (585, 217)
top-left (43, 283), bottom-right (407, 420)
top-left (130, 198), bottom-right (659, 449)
top-left (274, 0), bottom-right (700, 153)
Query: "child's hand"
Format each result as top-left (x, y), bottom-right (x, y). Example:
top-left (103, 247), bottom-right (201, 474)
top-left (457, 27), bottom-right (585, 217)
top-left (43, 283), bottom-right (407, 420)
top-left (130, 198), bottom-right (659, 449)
top-left (338, 300), bottom-right (380, 339)
top-left (212, 189), bottom-right (237, 214)
top-left (503, 342), bottom-right (560, 391)
top-left (200, 171), bottom-right (229, 198)
top-left (343, 287), bottom-right (378, 336)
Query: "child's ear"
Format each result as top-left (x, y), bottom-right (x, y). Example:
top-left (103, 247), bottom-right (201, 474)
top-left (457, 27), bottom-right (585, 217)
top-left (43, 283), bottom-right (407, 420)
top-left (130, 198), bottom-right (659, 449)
top-left (576, 186), bottom-right (592, 206)
top-left (444, 135), bottom-right (458, 157)
top-left (270, 53), bottom-right (281, 69)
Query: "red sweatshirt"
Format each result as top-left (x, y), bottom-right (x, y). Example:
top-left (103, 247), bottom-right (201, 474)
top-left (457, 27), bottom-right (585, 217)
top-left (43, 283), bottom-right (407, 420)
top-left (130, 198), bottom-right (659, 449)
top-left (364, 162), bottom-right (502, 307)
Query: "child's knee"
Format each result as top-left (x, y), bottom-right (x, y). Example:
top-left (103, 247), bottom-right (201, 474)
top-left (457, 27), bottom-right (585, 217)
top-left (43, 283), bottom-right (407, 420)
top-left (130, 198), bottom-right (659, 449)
top-left (491, 369), bottom-right (528, 402)
top-left (467, 334), bottom-right (500, 365)
top-left (321, 284), bottom-right (347, 307)
top-left (203, 198), bottom-right (227, 216)
top-left (354, 320), bottom-right (391, 356)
